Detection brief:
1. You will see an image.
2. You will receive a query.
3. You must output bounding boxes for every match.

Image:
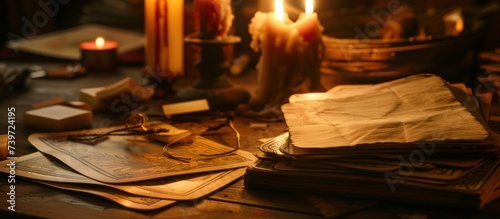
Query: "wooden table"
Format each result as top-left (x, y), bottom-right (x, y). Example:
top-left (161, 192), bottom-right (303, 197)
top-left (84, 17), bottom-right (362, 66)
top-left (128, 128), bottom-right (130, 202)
top-left (1, 61), bottom-right (500, 218)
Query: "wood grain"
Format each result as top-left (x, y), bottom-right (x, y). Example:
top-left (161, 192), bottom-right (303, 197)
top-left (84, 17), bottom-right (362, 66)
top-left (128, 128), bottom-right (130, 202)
top-left (2, 63), bottom-right (500, 218)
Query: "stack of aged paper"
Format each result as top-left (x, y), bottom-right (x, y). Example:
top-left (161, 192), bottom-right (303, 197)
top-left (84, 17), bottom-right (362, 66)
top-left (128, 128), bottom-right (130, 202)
top-left (0, 122), bottom-right (255, 210)
top-left (244, 74), bottom-right (500, 210)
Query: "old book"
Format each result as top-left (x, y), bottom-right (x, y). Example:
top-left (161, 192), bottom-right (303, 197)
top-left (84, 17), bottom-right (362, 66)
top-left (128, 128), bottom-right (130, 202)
top-left (281, 74), bottom-right (499, 157)
top-left (245, 74), bottom-right (500, 210)
top-left (6, 24), bottom-right (144, 60)
top-left (244, 157), bottom-right (500, 210)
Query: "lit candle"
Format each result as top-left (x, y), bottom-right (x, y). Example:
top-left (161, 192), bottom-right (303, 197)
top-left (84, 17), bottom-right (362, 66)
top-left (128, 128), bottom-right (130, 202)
top-left (95, 37), bottom-right (105, 49)
top-left (296, 0), bottom-right (324, 57)
top-left (80, 37), bottom-right (119, 71)
top-left (247, 0), bottom-right (324, 113)
top-left (144, 0), bottom-right (184, 81)
top-left (274, 0), bottom-right (285, 22)
top-left (194, 0), bottom-right (234, 39)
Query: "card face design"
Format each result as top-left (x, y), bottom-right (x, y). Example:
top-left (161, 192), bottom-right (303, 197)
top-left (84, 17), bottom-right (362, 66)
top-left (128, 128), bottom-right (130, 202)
top-left (28, 122), bottom-right (255, 183)
top-left (0, 151), bottom-right (246, 200)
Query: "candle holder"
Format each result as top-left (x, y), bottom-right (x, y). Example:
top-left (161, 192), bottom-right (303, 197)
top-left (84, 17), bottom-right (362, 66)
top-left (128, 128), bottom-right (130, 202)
top-left (80, 38), bottom-right (118, 72)
top-left (175, 35), bottom-right (250, 111)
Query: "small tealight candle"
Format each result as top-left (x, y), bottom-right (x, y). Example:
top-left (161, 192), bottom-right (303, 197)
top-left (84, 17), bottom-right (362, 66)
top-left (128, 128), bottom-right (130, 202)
top-left (80, 37), bottom-right (119, 71)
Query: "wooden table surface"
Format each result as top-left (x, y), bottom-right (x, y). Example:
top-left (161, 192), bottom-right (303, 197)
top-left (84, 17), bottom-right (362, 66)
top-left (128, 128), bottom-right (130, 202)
top-left (1, 61), bottom-right (500, 218)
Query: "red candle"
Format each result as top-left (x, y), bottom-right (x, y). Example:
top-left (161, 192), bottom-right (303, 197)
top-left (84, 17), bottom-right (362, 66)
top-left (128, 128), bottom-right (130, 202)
top-left (80, 37), bottom-right (119, 71)
top-left (194, 0), bottom-right (234, 39)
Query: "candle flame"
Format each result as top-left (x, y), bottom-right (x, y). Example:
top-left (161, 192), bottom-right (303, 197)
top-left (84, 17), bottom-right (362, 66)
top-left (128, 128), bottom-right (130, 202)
top-left (305, 0), bottom-right (314, 15)
top-left (95, 37), bottom-right (105, 48)
top-left (275, 0), bottom-right (284, 22)
top-left (455, 20), bottom-right (464, 33)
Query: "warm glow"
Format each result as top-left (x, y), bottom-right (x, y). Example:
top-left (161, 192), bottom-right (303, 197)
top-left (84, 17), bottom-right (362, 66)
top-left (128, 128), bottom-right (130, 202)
top-left (455, 19), bottom-right (464, 33)
top-left (275, 0), bottom-right (284, 22)
top-left (95, 37), bottom-right (105, 48)
top-left (305, 0), bottom-right (314, 15)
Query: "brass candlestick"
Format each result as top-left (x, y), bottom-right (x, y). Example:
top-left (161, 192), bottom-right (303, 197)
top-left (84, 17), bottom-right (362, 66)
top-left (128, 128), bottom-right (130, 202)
top-left (175, 35), bottom-right (250, 111)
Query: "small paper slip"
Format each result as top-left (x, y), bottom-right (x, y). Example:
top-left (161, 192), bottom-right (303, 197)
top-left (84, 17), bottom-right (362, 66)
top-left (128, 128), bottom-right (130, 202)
top-left (6, 24), bottom-right (144, 60)
top-left (162, 99), bottom-right (210, 117)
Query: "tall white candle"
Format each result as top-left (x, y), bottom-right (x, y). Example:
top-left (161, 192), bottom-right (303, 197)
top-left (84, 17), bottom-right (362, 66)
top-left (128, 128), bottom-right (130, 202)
top-left (145, 0), bottom-right (184, 80)
top-left (247, 0), bottom-right (324, 113)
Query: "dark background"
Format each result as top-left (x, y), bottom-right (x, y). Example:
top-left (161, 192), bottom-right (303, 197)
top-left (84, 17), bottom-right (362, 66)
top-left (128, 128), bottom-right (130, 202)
top-left (1, 0), bottom-right (499, 52)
